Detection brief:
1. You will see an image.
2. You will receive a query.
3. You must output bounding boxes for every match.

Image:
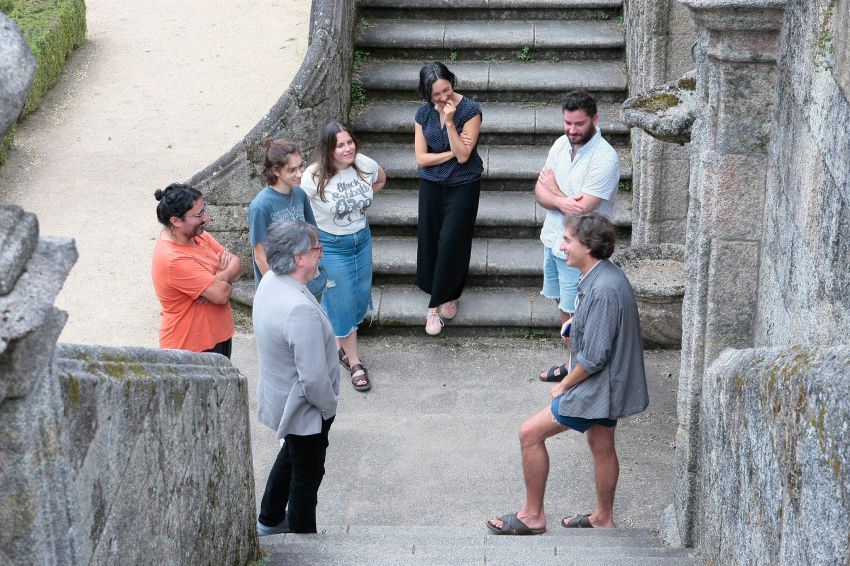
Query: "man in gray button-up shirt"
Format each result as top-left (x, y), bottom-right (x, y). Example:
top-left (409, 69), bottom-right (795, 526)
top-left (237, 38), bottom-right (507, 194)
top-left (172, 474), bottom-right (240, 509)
top-left (488, 213), bottom-right (648, 535)
top-left (253, 220), bottom-right (340, 536)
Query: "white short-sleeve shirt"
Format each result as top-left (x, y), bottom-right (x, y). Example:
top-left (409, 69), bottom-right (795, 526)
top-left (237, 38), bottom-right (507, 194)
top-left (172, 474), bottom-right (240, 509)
top-left (301, 153), bottom-right (380, 235)
top-left (539, 129), bottom-right (620, 258)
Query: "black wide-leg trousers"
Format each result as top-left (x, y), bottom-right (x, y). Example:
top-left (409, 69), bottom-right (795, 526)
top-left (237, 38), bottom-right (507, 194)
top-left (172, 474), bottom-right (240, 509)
top-left (416, 178), bottom-right (481, 308)
top-left (258, 416), bottom-right (334, 533)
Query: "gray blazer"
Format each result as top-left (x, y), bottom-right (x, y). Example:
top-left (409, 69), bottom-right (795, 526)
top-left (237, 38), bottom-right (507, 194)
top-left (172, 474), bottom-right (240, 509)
top-left (253, 273), bottom-right (340, 438)
top-left (558, 259), bottom-right (649, 420)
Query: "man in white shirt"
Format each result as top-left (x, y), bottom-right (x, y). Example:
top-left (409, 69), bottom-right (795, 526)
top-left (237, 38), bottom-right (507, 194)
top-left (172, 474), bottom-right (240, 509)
top-left (535, 91), bottom-right (620, 383)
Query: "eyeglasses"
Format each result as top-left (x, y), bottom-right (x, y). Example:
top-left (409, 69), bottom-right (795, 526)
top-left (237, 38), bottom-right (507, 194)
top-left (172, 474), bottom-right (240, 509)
top-left (185, 204), bottom-right (208, 219)
top-left (299, 243), bottom-right (322, 255)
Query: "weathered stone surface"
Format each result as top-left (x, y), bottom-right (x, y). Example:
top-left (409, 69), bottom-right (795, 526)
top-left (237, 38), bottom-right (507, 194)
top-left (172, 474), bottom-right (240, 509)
top-left (0, 235), bottom-right (77, 396)
top-left (623, 0), bottom-right (696, 246)
top-left (621, 70), bottom-right (697, 145)
top-left (0, 205), bottom-right (39, 296)
top-left (55, 344), bottom-right (260, 565)
top-left (700, 345), bottom-right (850, 565)
top-left (0, 14), bottom-right (36, 137)
top-left (0, 307), bottom-right (77, 566)
top-left (615, 244), bottom-right (685, 347)
top-left (675, 0), bottom-right (785, 548)
top-left (756, 0), bottom-right (850, 347)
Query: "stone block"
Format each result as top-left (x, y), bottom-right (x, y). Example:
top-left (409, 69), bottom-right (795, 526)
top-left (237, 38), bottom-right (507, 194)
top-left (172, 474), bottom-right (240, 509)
top-left (0, 307), bottom-right (77, 566)
top-left (701, 152), bottom-right (767, 240)
top-left (714, 62), bottom-right (778, 154)
top-left (705, 241), bottom-right (759, 360)
top-left (55, 344), bottom-right (260, 565)
top-left (836, 0), bottom-right (850, 101)
top-left (207, 203), bottom-right (249, 232)
top-left (665, 33), bottom-right (697, 80)
top-left (0, 206), bottom-right (39, 296)
top-left (700, 345), bottom-right (850, 565)
top-left (0, 237), bottom-right (77, 392)
top-left (0, 14), bottom-right (36, 137)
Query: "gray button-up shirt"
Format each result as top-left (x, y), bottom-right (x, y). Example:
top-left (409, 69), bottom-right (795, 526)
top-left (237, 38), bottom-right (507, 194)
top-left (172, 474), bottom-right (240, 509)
top-left (557, 259), bottom-right (649, 419)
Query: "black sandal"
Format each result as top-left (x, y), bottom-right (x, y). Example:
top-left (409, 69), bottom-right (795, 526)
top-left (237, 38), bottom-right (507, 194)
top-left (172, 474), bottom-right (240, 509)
top-left (350, 363), bottom-right (371, 392)
top-left (338, 348), bottom-right (351, 371)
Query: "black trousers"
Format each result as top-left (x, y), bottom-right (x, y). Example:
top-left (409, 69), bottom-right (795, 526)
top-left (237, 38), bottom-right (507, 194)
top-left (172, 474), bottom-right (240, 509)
top-left (203, 337), bottom-right (232, 359)
top-left (258, 416), bottom-right (334, 533)
top-left (416, 178), bottom-right (481, 308)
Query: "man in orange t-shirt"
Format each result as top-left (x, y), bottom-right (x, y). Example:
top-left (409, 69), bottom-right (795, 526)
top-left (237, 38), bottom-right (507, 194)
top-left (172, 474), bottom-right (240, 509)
top-left (151, 183), bottom-right (241, 357)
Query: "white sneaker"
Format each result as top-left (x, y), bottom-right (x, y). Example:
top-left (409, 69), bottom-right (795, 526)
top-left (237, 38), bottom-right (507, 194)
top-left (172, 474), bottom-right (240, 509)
top-left (425, 311), bottom-right (444, 336)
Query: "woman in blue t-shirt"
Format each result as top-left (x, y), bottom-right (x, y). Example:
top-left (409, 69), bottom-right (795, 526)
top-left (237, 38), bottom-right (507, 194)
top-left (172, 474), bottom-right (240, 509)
top-left (414, 62), bottom-right (484, 336)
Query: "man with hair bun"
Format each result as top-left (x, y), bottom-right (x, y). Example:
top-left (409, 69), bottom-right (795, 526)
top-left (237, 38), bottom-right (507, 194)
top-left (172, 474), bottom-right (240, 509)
top-left (488, 212), bottom-right (648, 535)
top-left (151, 182), bottom-right (241, 357)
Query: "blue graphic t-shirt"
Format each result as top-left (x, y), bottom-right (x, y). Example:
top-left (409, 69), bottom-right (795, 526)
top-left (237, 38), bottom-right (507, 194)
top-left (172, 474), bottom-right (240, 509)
top-left (248, 186), bottom-right (317, 285)
top-left (301, 153), bottom-right (380, 235)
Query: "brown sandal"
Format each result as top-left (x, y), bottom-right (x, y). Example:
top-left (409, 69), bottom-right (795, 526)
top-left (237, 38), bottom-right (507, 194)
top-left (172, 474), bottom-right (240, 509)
top-left (338, 348), bottom-right (351, 371)
top-left (350, 363), bottom-right (371, 392)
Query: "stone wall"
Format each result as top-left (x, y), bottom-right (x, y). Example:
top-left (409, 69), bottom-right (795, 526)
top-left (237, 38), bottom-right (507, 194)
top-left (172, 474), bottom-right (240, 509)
top-left (624, 0), bottom-right (695, 245)
top-left (187, 0), bottom-right (357, 276)
top-left (56, 344), bottom-right (258, 565)
top-left (0, 203), bottom-right (260, 565)
top-left (0, 206), bottom-right (78, 566)
top-left (700, 345), bottom-right (850, 564)
top-left (756, 0), bottom-right (850, 346)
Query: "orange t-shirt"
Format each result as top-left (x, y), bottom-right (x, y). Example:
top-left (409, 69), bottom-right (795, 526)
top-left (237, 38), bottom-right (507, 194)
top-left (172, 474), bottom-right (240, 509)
top-left (151, 231), bottom-right (234, 351)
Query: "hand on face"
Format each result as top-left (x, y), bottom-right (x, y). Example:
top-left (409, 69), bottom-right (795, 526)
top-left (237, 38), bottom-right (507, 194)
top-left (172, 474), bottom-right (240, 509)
top-left (442, 99), bottom-right (456, 121)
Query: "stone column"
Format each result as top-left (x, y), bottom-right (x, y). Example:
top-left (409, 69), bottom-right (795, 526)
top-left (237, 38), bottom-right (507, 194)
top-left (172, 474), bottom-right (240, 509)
top-left (674, 0), bottom-right (786, 547)
top-left (0, 206), bottom-right (79, 565)
top-left (624, 0), bottom-right (696, 245)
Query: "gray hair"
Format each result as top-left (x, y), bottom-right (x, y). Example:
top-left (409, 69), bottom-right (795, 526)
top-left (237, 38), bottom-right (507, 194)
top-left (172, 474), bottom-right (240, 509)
top-left (266, 220), bottom-right (318, 275)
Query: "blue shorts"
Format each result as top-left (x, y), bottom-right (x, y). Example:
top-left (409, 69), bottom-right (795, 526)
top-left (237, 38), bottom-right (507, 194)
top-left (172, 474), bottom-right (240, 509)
top-left (318, 227), bottom-right (373, 338)
top-left (550, 398), bottom-right (617, 433)
top-left (541, 247), bottom-right (580, 314)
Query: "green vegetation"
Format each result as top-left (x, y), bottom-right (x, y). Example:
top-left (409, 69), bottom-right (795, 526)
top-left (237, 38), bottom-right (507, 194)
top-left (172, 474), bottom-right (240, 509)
top-left (518, 46), bottom-right (532, 62)
top-left (448, 50), bottom-right (457, 63)
top-left (618, 180), bottom-right (632, 192)
top-left (1, 0), bottom-right (87, 162)
top-left (677, 76), bottom-right (697, 91)
top-left (350, 49), bottom-right (369, 113)
top-left (634, 92), bottom-right (681, 114)
top-left (598, 10), bottom-right (611, 20)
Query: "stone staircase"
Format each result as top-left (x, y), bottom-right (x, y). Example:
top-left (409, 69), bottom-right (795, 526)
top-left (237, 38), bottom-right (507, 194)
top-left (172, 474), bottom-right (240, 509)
top-left (353, 0), bottom-right (632, 332)
top-left (262, 525), bottom-right (700, 565)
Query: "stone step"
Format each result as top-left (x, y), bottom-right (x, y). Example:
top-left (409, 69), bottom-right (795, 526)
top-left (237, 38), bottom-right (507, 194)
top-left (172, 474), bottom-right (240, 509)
top-left (262, 525), bottom-right (700, 566)
top-left (363, 144), bottom-right (633, 186)
top-left (358, 0), bottom-right (624, 22)
top-left (353, 101), bottom-right (629, 146)
top-left (370, 232), bottom-right (631, 286)
top-left (357, 19), bottom-right (624, 61)
top-left (358, 60), bottom-right (627, 103)
top-left (369, 189), bottom-right (633, 229)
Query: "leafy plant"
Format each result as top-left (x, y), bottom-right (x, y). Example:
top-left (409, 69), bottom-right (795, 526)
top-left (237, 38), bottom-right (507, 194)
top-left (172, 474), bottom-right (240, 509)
top-left (449, 50), bottom-right (458, 63)
top-left (350, 50), bottom-right (370, 112)
top-left (598, 10), bottom-right (610, 20)
top-left (518, 46), bottom-right (532, 62)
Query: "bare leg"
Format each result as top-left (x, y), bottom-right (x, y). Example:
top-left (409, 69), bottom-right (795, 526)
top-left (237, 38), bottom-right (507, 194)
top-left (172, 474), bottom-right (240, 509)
top-left (337, 330), bottom-right (367, 388)
top-left (488, 406), bottom-right (568, 531)
top-left (584, 424), bottom-right (618, 528)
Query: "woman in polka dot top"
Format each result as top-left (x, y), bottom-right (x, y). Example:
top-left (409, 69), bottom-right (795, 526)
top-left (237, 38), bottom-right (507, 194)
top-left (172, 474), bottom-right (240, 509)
top-left (413, 62), bottom-right (484, 336)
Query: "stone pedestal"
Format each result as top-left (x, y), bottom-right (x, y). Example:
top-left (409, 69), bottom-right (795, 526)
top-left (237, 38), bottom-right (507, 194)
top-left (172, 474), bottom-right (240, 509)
top-left (675, 0), bottom-right (786, 548)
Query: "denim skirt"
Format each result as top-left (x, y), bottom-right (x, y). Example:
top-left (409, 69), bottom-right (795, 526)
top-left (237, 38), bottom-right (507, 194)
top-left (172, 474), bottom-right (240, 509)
top-left (318, 226), bottom-right (373, 337)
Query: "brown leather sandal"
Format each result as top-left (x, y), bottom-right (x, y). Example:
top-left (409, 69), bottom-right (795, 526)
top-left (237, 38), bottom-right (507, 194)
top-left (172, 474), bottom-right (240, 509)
top-left (350, 363), bottom-right (371, 392)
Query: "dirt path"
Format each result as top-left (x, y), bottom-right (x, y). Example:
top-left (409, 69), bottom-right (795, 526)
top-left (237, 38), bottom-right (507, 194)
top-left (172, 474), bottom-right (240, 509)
top-left (0, 0), bottom-right (310, 347)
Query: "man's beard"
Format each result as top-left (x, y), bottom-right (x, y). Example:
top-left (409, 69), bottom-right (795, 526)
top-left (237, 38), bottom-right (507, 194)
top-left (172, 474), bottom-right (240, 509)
top-left (568, 128), bottom-right (595, 147)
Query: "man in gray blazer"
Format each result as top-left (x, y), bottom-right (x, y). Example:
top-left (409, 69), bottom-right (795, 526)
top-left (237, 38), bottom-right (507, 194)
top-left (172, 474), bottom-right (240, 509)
top-left (488, 212), bottom-right (648, 535)
top-left (253, 220), bottom-right (340, 535)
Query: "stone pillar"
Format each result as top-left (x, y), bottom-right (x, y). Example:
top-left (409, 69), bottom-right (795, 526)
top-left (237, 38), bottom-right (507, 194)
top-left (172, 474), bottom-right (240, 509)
top-left (674, 0), bottom-right (786, 547)
top-left (0, 206), bottom-right (79, 565)
top-left (624, 0), bottom-right (696, 245)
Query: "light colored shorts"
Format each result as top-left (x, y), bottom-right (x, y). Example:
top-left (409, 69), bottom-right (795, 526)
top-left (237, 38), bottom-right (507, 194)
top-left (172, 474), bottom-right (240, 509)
top-left (541, 246), bottom-right (580, 314)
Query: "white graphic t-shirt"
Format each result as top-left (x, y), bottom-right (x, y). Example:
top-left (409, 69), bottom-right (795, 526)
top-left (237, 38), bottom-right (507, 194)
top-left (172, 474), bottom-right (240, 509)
top-left (301, 153), bottom-right (380, 235)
